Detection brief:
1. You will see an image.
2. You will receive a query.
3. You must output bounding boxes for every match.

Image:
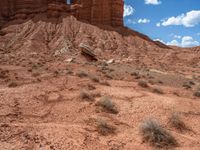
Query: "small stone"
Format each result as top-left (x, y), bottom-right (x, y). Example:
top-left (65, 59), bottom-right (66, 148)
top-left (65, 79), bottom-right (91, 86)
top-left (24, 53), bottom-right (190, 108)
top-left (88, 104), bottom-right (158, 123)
top-left (106, 59), bottom-right (114, 64)
top-left (48, 93), bottom-right (60, 102)
top-left (65, 58), bottom-right (73, 63)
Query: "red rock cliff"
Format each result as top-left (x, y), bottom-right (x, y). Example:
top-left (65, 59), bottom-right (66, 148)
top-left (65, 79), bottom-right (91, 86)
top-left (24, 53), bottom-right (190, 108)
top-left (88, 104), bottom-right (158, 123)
top-left (72, 0), bottom-right (124, 26)
top-left (0, 0), bottom-right (124, 27)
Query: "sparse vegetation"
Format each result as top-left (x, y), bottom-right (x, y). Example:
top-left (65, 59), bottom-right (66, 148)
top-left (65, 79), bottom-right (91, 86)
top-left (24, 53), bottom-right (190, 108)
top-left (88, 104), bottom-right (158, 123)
top-left (152, 87), bottom-right (164, 94)
top-left (53, 70), bottom-right (59, 77)
top-left (138, 80), bottom-right (148, 88)
top-left (92, 91), bottom-right (101, 98)
top-left (182, 82), bottom-right (192, 89)
top-left (87, 83), bottom-right (96, 90)
top-left (140, 118), bottom-right (177, 148)
top-left (194, 90), bottom-right (200, 97)
top-left (97, 96), bottom-right (118, 114)
top-left (131, 71), bottom-right (139, 76)
top-left (148, 79), bottom-right (156, 85)
top-left (100, 80), bottom-right (110, 86)
top-left (169, 112), bottom-right (187, 131)
top-left (66, 70), bottom-right (73, 75)
top-left (32, 63), bottom-right (38, 69)
top-left (8, 81), bottom-right (18, 88)
top-left (89, 74), bottom-right (100, 83)
top-left (79, 90), bottom-right (94, 101)
top-left (96, 119), bottom-right (116, 136)
top-left (32, 72), bottom-right (40, 77)
top-left (79, 90), bottom-right (101, 101)
top-left (131, 71), bottom-right (141, 79)
top-left (105, 73), bottom-right (113, 79)
top-left (158, 80), bottom-right (163, 84)
top-left (76, 71), bottom-right (88, 78)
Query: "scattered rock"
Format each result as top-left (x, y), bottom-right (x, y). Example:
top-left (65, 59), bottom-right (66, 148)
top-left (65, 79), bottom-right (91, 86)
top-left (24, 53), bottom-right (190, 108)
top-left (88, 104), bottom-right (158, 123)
top-left (79, 43), bottom-right (98, 61)
top-left (106, 59), bottom-right (114, 64)
top-left (48, 93), bottom-right (61, 102)
top-left (65, 58), bottom-right (74, 63)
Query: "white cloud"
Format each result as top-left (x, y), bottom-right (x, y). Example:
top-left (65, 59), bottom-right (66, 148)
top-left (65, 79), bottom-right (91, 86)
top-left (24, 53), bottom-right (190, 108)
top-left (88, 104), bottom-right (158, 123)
top-left (181, 36), bottom-right (199, 47)
top-left (138, 18), bottom-right (150, 24)
top-left (167, 40), bottom-right (180, 46)
top-left (170, 34), bottom-right (182, 39)
top-left (156, 22), bottom-right (161, 27)
top-left (174, 35), bottom-right (182, 39)
top-left (161, 10), bottom-right (200, 27)
top-left (154, 39), bottom-right (165, 44)
top-left (167, 36), bottom-right (199, 47)
top-left (145, 0), bottom-right (161, 5)
top-left (124, 5), bottom-right (134, 17)
top-left (127, 19), bottom-right (136, 24)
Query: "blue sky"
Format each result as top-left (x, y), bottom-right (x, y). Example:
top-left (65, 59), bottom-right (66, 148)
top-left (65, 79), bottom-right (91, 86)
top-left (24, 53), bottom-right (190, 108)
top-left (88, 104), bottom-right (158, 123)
top-left (123, 0), bottom-right (200, 47)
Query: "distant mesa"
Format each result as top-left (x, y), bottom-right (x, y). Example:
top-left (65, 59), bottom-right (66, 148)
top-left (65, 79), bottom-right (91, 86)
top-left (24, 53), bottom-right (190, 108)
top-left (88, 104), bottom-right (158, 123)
top-left (0, 0), bottom-right (124, 28)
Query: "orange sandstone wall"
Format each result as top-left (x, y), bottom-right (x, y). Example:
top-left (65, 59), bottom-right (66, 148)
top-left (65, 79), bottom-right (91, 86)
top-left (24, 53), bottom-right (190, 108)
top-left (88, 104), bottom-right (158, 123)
top-left (0, 0), bottom-right (124, 27)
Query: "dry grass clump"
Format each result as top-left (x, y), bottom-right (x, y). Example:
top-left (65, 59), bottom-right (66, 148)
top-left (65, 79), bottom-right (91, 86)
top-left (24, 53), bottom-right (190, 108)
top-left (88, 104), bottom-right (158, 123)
top-left (105, 73), bottom-right (113, 79)
top-left (131, 71), bottom-right (141, 79)
top-left (152, 87), bottom-right (164, 94)
top-left (193, 90), bottom-right (200, 97)
top-left (140, 118), bottom-right (177, 148)
top-left (89, 74), bottom-right (100, 83)
top-left (87, 83), bottom-right (96, 90)
top-left (76, 71), bottom-right (88, 78)
top-left (32, 72), bottom-right (40, 77)
top-left (8, 81), bottom-right (18, 88)
top-left (79, 90), bottom-right (94, 101)
top-left (100, 80), bottom-right (110, 86)
top-left (138, 80), bottom-right (149, 88)
top-left (96, 119), bottom-right (116, 136)
top-left (182, 82), bottom-right (192, 89)
top-left (96, 96), bottom-right (118, 114)
top-left (92, 91), bottom-right (101, 98)
top-left (169, 112), bottom-right (187, 131)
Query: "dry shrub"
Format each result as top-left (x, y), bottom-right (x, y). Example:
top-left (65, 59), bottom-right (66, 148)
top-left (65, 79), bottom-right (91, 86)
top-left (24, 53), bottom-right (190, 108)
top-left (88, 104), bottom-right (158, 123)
top-left (194, 91), bottom-right (200, 97)
top-left (96, 96), bottom-right (118, 114)
top-left (169, 112), bottom-right (187, 131)
top-left (8, 81), bottom-right (18, 88)
top-left (89, 74), bottom-right (100, 83)
top-left (92, 91), bottom-right (101, 98)
top-left (96, 119), bottom-right (116, 136)
top-left (79, 90), bottom-right (94, 101)
top-left (131, 71), bottom-right (141, 79)
top-left (76, 71), bottom-right (88, 78)
top-left (140, 118), bottom-right (177, 148)
top-left (105, 73), bottom-right (113, 79)
top-left (87, 83), bottom-right (96, 90)
top-left (152, 87), bottom-right (164, 94)
top-left (182, 82), bottom-right (192, 89)
top-left (100, 80), bottom-right (110, 86)
top-left (138, 80), bottom-right (148, 88)
top-left (32, 72), bottom-right (40, 77)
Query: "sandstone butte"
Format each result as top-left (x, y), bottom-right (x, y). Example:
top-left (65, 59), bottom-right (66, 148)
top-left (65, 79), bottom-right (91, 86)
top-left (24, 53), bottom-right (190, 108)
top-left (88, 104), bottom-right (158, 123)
top-left (0, 0), bottom-right (124, 28)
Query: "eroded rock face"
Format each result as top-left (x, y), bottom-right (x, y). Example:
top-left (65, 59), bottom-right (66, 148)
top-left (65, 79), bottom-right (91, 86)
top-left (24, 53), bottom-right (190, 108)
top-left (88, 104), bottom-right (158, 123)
top-left (0, 0), bottom-right (124, 28)
top-left (72, 0), bottom-right (124, 26)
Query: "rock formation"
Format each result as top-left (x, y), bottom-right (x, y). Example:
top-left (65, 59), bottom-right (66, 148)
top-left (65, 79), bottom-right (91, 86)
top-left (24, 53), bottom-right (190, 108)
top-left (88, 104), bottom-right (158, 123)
top-left (0, 0), bottom-right (124, 28)
top-left (71, 0), bottom-right (124, 26)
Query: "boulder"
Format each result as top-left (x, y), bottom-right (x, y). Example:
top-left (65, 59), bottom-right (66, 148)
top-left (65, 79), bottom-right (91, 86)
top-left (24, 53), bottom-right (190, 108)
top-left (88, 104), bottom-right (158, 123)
top-left (79, 43), bottom-right (98, 61)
